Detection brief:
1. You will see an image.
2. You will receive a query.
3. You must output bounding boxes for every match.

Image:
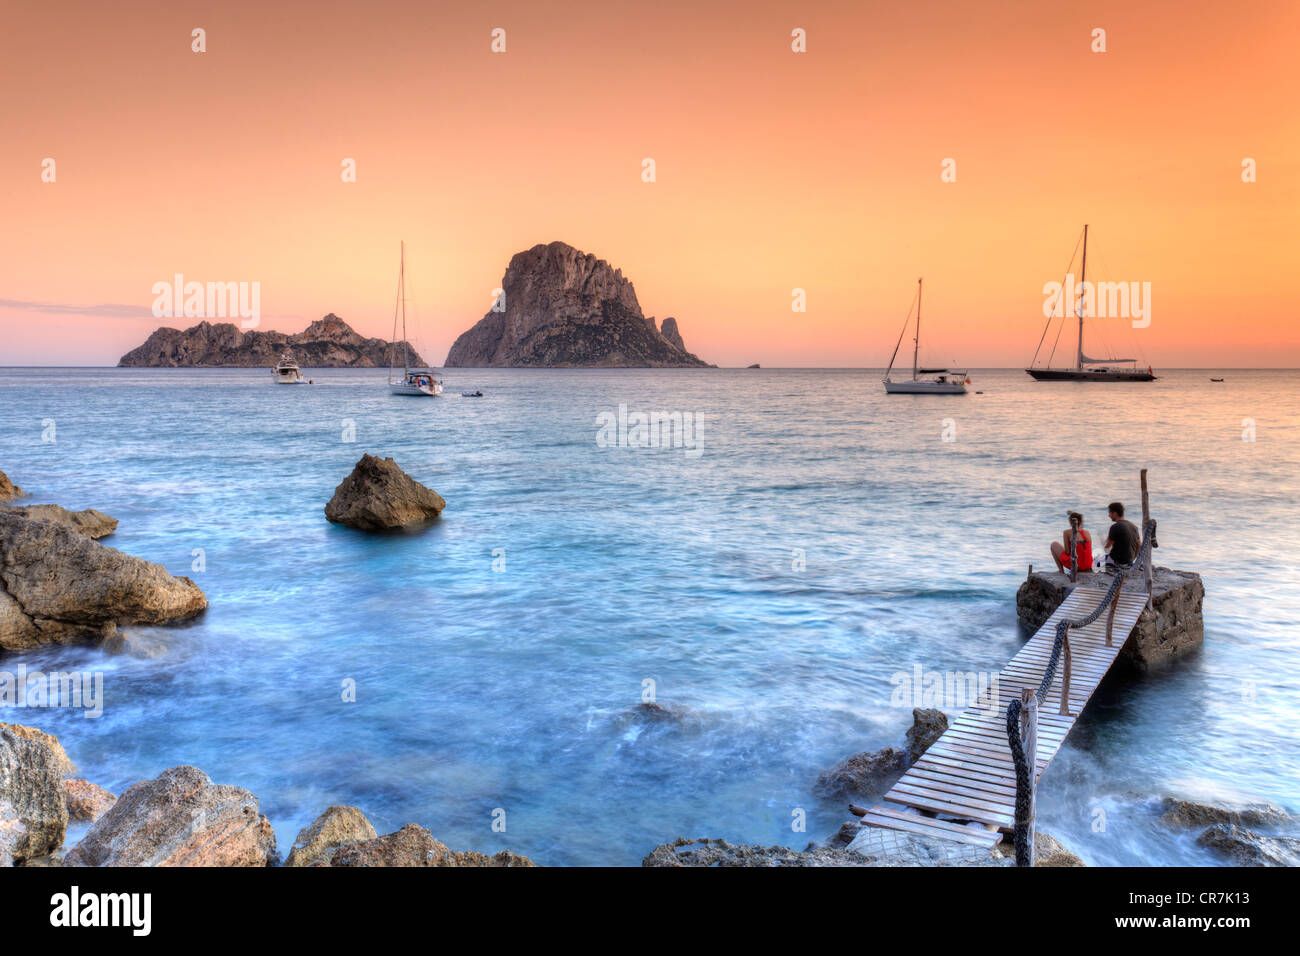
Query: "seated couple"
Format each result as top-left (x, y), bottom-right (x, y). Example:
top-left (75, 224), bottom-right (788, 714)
top-left (1050, 501), bottom-right (1142, 574)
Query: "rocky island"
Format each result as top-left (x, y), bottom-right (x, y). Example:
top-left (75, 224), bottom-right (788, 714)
top-left (117, 314), bottom-right (424, 368)
top-left (445, 241), bottom-right (712, 367)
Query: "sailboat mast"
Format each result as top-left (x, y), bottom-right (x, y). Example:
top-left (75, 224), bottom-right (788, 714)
top-left (400, 240), bottom-right (409, 373)
top-left (1076, 224), bottom-right (1088, 371)
top-left (913, 277), bottom-right (922, 380)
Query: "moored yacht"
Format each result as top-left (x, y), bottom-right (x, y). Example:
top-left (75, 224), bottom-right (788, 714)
top-left (883, 278), bottom-right (969, 395)
top-left (272, 353), bottom-right (306, 384)
top-left (387, 241), bottom-right (444, 397)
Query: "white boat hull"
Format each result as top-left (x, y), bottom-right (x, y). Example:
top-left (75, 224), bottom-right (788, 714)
top-left (884, 380), bottom-right (967, 394)
top-left (390, 381), bottom-right (443, 397)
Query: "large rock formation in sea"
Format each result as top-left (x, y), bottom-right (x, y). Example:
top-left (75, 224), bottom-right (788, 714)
top-left (444, 241), bottom-right (711, 367)
top-left (118, 314), bottom-right (425, 368)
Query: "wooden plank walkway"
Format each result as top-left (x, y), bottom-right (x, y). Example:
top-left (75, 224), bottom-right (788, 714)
top-left (861, 582), bottom-right (1150, 848)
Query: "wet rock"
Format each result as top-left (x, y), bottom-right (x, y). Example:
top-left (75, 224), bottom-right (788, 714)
top-left (0, 723), bottom-right (71, 864)
top-left (64, 765), bottom-right (277, 867)
top-left (905, 707), bottom-right (948, 762)
top-left (324, 823), bottom-right (536, 867)
top-left (285, 805), bottom-right (377, 867)
top-left (1015, 567), bottom-right (1204, 672)
top-left (0, 471), bottom-right (24, 503)
top-left (1196, 824), bottom-right (1300, 866)
top-left (63, 779), bottom-right (116, 823)
top-left (100, 627), bottom-right (168, 659)
top-left (1159, 797), bottom-right (1290, 830)
top-left (324, 454), bottom-right (446, 531)
top-left (814, 746), bottom-right (907, 801)
top-left (0, 504), bottom-right (117, 539)
top-left (0, 511), bottom-right (207, 651)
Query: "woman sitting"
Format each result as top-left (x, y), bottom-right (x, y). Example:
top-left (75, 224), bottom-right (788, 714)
top-left (1050, 511), bottom-right (1093, 573)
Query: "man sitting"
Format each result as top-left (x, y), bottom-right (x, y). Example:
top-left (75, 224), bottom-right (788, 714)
top-left (1104, 501), bottom-right (1142, 569)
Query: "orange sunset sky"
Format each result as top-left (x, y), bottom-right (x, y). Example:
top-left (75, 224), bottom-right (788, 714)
top-left (1, 0), bottom-right (1297, 367)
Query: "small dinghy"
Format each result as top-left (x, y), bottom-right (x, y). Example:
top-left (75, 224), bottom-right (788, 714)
top-left (461, 390), bottom-right (484, 397)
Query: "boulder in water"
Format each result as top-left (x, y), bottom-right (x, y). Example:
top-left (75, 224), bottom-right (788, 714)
top-left (1196, 824), bottom-right (1300, 866)
top-left (63, 779), bottom-right (116, 823)
top-left (0, 511), bottom-right (206, 651)
top-left (0, 504), bottom-right (117, 539)
top-left (324, 454), bottom-right (446, 531)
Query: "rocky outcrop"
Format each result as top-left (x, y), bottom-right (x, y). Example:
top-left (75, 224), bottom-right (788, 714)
top-left (0, 511), bottom-right (207, 651)
top-left (0, 723), bottom-right (72, 865)
top-left (1196, 824), bottom-right (1300, 866)
top-left (63, 779), bottom-right (116, 823)
top-left (65, 765), bottom-right (277, 867)
top-left (324, 454), bottom-right (446, 531)
top-left (815, 747), bottom-right (907, 801)
top-left (324, 823), bottom-right (536, 867)
top-left (445, 242), bottom-right (711, 367)
top-left (1015, 567), bottom-right (1204, 671)
top-left (0, 471), bottom-right (23, 503)
top-left (285, 805), bottom-right (377, 867)
top-left (0, 504), bottom-right (117, 539)
top-left (905, 707), bottom-right (948, 762)
top-left (659, 316), bottom-right (687, 352)
top-left (118, 314), bottom-right (425, 368)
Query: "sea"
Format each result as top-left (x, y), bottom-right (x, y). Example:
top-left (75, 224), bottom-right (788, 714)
top-left (1, 366), bottom-right (1297, 866)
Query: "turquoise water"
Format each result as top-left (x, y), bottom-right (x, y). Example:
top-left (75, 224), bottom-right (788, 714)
top-left (1, 367), bottom-right (1297, 865)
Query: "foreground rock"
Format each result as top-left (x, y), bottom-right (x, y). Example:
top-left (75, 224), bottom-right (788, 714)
top-left (285, 805), bottom-right (377, 867)
top-left (645, 830), bottom-right (1008, 867)
top-left (325, 823), bottom-right (535, 867)
top-left (118, 314), bottom-right (425, 368)
top-left (1196, 824), bottom-right (1300, 866)
top-left (63, 779), bottom-right (116, 823)
top-left (0, 723), bottom-right (72, 865)
top-left (324, 454), bottom-right (446, 531)
top-left (445, 241), bottom-right (712, 368)
top-left (904, 707), bottom-right (948, 762)
top-left (65, 765), bottom-right (277, 867)
top-left (1015, 567), bottom-right (1204, 671)
top-left (0, 471), bottom-right (23, 503)
top-left (0, 510), bottom-right (207, 651)
top-left (0, 504), bottom-right (117, 539)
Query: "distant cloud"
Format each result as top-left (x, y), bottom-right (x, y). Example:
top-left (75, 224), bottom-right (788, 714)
top-left (0, 298), bottom-right (155, 319)
top-left (0, 298), bottom-right (307, 323)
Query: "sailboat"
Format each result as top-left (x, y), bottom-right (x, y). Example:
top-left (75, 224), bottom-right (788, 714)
top-left (883, 278), bottom-right (969, 395)
top-left (1026, 225), bottom-right (1156, 382)
top-left (387, 241), bottom-right (443, 397)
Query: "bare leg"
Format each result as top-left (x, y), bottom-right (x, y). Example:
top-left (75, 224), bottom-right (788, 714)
top-left (1050, 541), bottom-right (1065, 572)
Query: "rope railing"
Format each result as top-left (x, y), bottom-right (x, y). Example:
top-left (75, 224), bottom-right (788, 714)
top-left (1005, 517), bottom-right (1157, 867)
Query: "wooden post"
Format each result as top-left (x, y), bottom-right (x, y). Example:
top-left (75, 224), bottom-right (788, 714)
top-left (1019, 688), bottom-right (1038, 867)
top-left (1059, 626), bottom-right (1072, 716)
top-left (1105, 576), bottom-right (1124, 646)
top-left (1068, 528), bottom-right (1078, 583)
top-left (1140, 468), bottom-right (1153, 600)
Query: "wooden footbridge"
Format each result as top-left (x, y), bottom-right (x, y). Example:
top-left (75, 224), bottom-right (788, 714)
top-left (859, 472), bottom-right (1158, 863)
